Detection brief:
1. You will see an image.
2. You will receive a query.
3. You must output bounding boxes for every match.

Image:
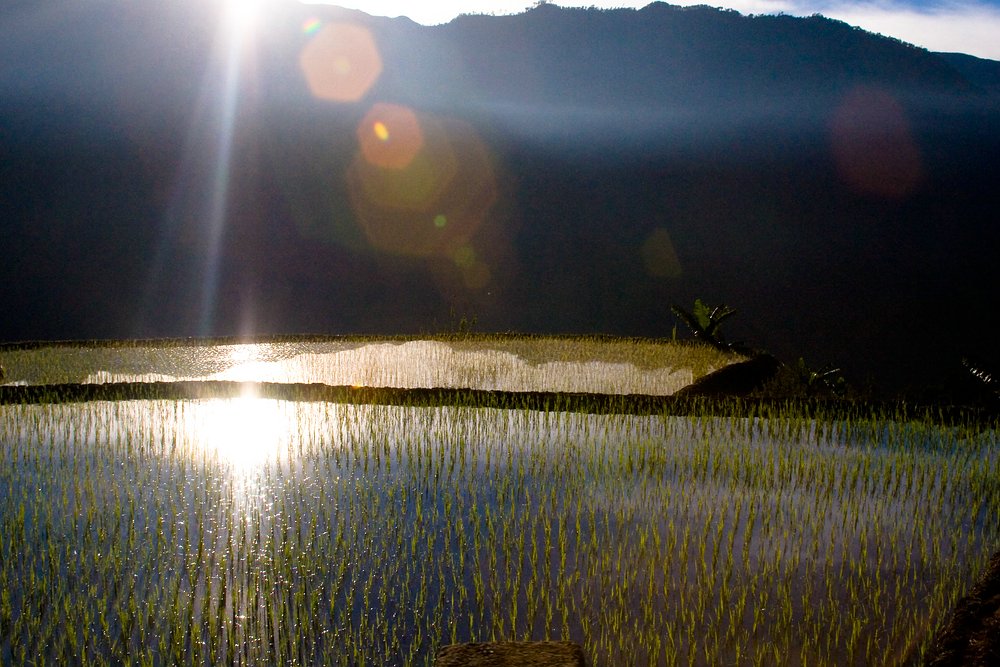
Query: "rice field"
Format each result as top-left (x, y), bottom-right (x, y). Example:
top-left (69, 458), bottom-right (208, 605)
top-left (0, 336), bottom-right (734, 395)
top-left (0, 340), bottom-right (998, 665)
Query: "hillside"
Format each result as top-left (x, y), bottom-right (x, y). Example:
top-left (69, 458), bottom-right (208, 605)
top-left (1, 1), bottom-right (998, 397)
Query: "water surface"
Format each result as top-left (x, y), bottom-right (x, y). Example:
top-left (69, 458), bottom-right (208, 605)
top-left (2, 399), bottom-right (996, 665)
top-left (0, 340), bottom-right (703, 395)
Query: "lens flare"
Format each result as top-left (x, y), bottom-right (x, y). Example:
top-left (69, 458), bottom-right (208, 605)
top-left (346, 113), bottom-right (498, 258)
top-left (453, 245), bottom-right (476, 268)
top-left (302, 17), bottom-right (322, 35)
top-left (829, 86), bottom-right (923, 200)
top-left (358, 103), bottom-right (424, 169)
top-left (299, 23), bottom-right (382, 102)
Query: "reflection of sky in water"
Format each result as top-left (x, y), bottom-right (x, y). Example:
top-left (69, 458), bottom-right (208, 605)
top-left (66, 340), bottom-right (696, 395)
top-left (2, 339), bottom-right (740, 395)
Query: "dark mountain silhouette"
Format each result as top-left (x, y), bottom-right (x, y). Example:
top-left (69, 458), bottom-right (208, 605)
top-left (939, 52), bottom-right (1000, 95)
top-left (1, 1), bottom-right (998, 397)
top-left (435, 3), bottom-right (974, 105)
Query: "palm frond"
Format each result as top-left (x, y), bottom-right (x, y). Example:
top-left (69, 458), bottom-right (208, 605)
top-left (962, 357), bottom-right (998, 389)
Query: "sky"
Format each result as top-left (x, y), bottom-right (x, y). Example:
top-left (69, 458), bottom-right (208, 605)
top-left (303, 0), bottom-right (1000, 60)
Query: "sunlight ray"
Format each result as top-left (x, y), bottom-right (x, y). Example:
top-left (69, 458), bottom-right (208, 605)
top-left (199, 2), bottom-right (258, 334)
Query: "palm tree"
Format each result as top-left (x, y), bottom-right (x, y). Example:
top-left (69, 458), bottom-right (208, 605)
top-left (671, 299), bottom-right (744, 353)
top-left (961, 356), bottom-right (999, 399)
top-left (794, 358), bottom-right (847, 397)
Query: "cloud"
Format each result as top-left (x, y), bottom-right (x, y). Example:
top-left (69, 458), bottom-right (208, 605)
top-left (815, 2), bottom-right (1000, 59)
top-left (666, 0), bottom-right (1000, 60)
top-left (300, 1), bottom-right (537, 25)
top-left (572, 0), bottom-right (1000, 61)
top-left (570, 0), bottom-right (1000, 60)
top-left (674, 0), bottom-right (1000, 60)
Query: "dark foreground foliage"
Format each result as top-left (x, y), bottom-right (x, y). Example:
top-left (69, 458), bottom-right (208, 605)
top-left (924, 550), bottom-right (1000, 667)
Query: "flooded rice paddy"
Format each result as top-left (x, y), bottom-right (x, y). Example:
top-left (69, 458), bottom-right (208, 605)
top-left (1, 392), bottom-right (997, 665)
top-left (0, 339), bottom-right (730, 396)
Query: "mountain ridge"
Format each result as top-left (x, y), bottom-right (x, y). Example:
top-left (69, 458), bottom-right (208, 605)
top-left (1, 1), bottom-right (998, 397)
top-left (259, 1), bottom-right (995, 114)
top-left (433, 2), bottom-right (980, 101)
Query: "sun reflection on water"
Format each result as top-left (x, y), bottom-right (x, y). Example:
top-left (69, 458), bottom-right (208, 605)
top-left (183, 390), bottom-right (294, 476)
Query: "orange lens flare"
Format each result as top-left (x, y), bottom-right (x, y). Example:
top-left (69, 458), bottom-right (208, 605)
top-left (298, 23), bottom-right (382, 103)
top-left (347, 113), bottom-right (498, 259)
top-left (358, 103), bottom-right (424, 169)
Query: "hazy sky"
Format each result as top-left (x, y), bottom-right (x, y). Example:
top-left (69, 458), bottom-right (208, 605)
top-left (302, 0), bottom-right (1000, 60)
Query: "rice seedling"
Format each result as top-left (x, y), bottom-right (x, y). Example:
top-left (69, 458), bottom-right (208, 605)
top-left (1, 335), bottom-right (734, 396)
top-left (0, 343), bottom-right (998, 665)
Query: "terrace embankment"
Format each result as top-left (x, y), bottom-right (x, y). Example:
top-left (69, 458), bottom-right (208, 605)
top-left (673, 353), bottom-right (781, 396)
top-left (0, 380), bottom-right (997, 428)
top-left (924, 550), bottom-right (1000, 666)
top-left (435, 641), bottom-right (586, 666)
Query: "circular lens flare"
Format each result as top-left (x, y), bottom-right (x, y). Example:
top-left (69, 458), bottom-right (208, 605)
top-left (299, 22), bottom-right (383, 102)
top-left (358, 103), bottom-right (424, 169)
top-left (347, 113), bottom-right (498, 258)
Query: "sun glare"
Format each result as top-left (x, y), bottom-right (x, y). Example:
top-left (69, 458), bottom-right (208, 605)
top-left (224, 0), bottom-right (261, 29)
top-left (184, 346), bottom-right (296, 472)
top-left (188, 391), bottom-right (293, 473)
